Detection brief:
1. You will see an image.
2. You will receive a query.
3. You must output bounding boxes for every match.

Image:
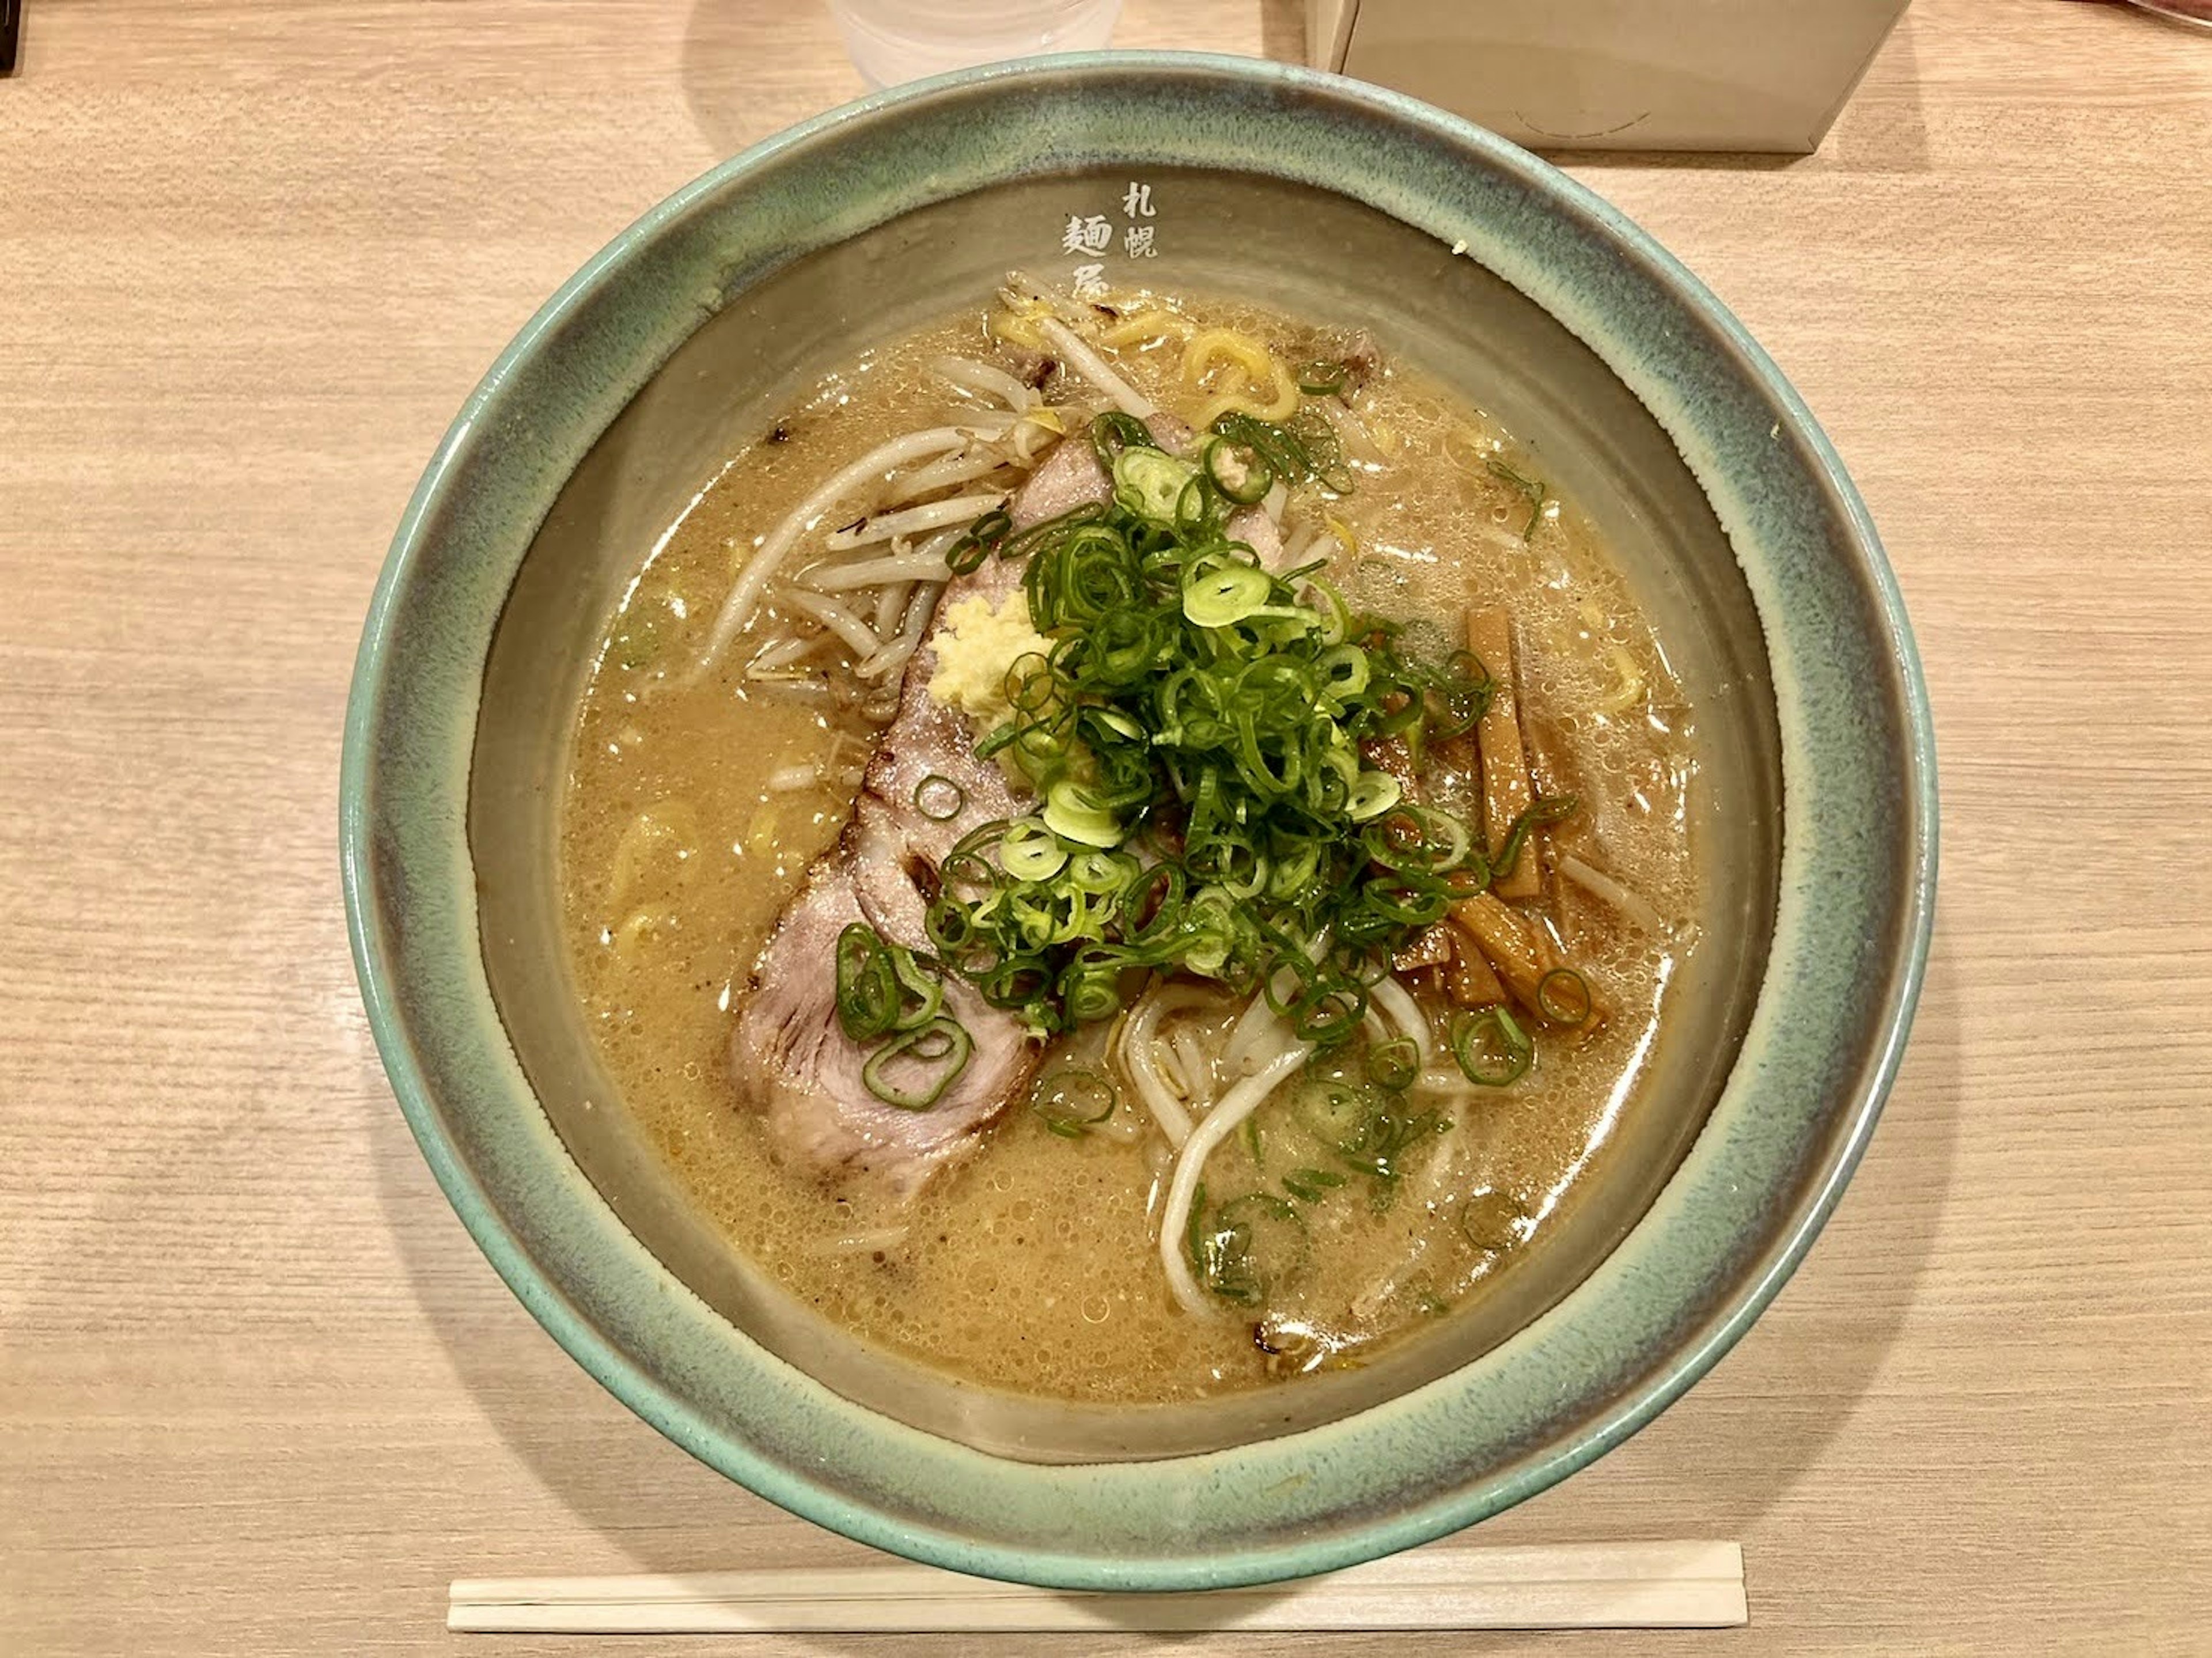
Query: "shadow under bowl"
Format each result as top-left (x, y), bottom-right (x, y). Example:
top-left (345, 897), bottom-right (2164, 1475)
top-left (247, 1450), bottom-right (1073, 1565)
top-left (343, 53), bottom-right (1936, 1591)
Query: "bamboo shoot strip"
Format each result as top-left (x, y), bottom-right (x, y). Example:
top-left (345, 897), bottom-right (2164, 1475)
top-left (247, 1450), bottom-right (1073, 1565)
top-left (1468, 606), bottom-right (1540, 900)
top-left (1444, 922), bottom-right (1509, 1007)
top-left (1449, 890), bottom-right (1606, 1030)
top-left (1449, 889), bottom-right (1551, 1009)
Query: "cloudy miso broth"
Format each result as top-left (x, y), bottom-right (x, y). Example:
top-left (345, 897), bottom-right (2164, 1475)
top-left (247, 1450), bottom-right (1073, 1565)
top-left (559, 286), bottom-right (1698, 1402)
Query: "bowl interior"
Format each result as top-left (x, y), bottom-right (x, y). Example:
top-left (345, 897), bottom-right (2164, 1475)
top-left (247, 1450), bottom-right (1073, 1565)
top-left (467, 166), bottom-right (1782, 1462)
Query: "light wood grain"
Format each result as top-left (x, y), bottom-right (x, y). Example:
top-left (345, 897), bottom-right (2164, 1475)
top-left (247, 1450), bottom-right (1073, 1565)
top-left (3, 2), bottom-right (2210, 1653)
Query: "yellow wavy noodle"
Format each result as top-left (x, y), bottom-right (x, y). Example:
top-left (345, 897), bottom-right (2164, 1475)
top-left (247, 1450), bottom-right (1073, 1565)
top-left (1577, 598), bottom-right (1647, 712)
top-left (744, 803), bottom-right (780, 859)
top-left (1193, 359), bottom-right (1298, 427)
top-left (1179, 328), bottom-right (1277, 386)
top-left (609, 802), bottom-right (699, 902)
top-left (612, 908), bottom-right (681, 961)
top-left (1099, 310), bottom-right (1193, 349)
top-left (1174, 328), bottom-right (1302, 427)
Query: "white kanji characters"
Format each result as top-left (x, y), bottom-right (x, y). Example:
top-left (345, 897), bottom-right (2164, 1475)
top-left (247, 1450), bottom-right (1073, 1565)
top-left (1070, 263), bottom-right (1108, 299)
top-left (1122, 181), bottom-right (1156, 219)
top-left (1061, 214), bottom-right (1114, 255)
top-left (1123, 225), bottom-right (1157, 259)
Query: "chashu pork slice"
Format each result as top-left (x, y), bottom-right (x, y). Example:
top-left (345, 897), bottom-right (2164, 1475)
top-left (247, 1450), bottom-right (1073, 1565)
top-left (732, 434), bottom-right (1121, 1193)
top-left (731, 419), bottom-right (1283, 1194)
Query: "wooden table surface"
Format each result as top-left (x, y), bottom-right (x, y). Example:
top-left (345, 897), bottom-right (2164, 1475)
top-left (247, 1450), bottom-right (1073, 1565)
top-left (5, 2), bottom-right (2210, 1652)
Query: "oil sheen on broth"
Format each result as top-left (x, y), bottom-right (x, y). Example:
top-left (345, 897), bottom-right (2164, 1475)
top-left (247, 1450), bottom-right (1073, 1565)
top-left (560, 290), bottom-right (1697, 1403)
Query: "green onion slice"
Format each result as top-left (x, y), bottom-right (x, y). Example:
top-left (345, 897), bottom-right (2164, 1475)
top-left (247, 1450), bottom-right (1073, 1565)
top-left (1029, 1067), bottom-right (1116, 1138)
top-left (1090, 410), bottom-right (1157, 473)
top-left (1490, 794), bottom-right (1578, 883)
top-left (1366, 1035), bottom-right (1419, 1092)
top-left (998, 816), bottom-right (1069, 882)
top-left (1043, 779), bottom-right (1123, 849)
top-left (1450, 1006), bottom-right (1533, 1087)
top-left (1293, 1076), bottom-right (1374, 1152)
top-left (1192, 1192), bottom-right (1308, 1306)
top-left (1203, 435), bottom-right (1274, 505)
top-left (860, 1016), bottom-right (973, 1110)
top-left (1346, 769), bottom-right (1403, 822)
top-left (834, 923), bottom-right (902, 1044)
top-left (1484, 458), bottom-right (1548, 540)
top-left (1113, 447), bottom-right (1198, 523)
top-left (888, 947), bottom-right (944, 1031)
top-left (1183, 560), bottom-right (1275, 628)
top-left (1296, 358), bottom-right (1348, 395)
top-left (912, 774), bottom-right (967, 821)
top-left (1536, 966), bottom-right (1593, 1026)
top-left (945, 507), bottom-right (1012, 575)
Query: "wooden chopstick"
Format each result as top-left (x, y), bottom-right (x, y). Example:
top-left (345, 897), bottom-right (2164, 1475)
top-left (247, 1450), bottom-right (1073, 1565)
top-left (1, 0), bottom-right (21, 78)
top-left (450, 1541), bottom-right (1745, 1633)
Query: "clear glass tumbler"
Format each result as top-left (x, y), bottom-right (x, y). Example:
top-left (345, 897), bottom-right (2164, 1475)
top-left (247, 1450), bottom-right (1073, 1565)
top-left (827, 0), bottom-right (1123, 89)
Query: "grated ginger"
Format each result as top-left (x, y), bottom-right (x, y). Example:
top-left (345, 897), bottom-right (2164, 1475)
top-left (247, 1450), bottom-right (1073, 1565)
top-left (927, 593), bottom-right (1051, 727)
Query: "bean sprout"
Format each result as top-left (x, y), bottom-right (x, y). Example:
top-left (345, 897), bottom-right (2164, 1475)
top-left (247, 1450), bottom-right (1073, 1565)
top-left (873, 579), bottom-right (911, 636)
top-left (692, 427), bottom-right (972, 680)
top-left (931, 355), bottom-right (1041, 411)
top-left (1116, 982), bottom-right (1214, 1148)
top-left (1367, 973), bottom-right (1434, 1069)
top-left (854, 581), bottom-right (942, 680)
top-left (782, 589), bottom-right (884, 658)
top-left (824, 490), bottom-right (1009, 552)
top-left (1036, 316), bottom-right (1156, 418)
top-left (1158, 1039), bottom-right (1309, 1318)
top-left (747, 634), bottom-right (821, 675)
top-left (798, 547), bottom-right (957, 591)
top-left (896, 447), bottom-right (1017, 497)
top-left (1558, 853), bottom-right (1669, 936)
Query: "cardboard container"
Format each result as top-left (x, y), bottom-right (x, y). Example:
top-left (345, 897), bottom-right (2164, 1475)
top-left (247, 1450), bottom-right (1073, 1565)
top-left (1308, 0), bottom-right (1908, 153)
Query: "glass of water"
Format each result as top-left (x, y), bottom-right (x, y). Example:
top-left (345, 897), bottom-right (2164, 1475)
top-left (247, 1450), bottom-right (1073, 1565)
top-left (827, 0), bottom-right (1123, 89)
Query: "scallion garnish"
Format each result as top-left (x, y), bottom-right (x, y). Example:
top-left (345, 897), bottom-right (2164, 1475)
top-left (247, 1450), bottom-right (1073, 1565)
top-left (913, 773), bottom-right (967, 821)
top-left (1450, 1005), bottom-right (1533, 1086)
top-left (834, 923), bottom-right (902, 1044)
top-left (945, 507), bottom-right (1013, 575)
top-left (1191, 1192), bottom-right (1308, 1305)
top-left (1489, 794), bottom-right (1579, 884)
top-left (1365, 1036), bottom-right (1419, 1092)
top-left (1112, 447), bottom-right (1198, 523)
top-left (1028, 1067), bottom-right (1117, 1138)
top-left (1536, 966), bottom-right (1593, 1027)
top-left (1281, 1166), bottom-right (1347, 1203)
top-left (1295, 358), bottom-right (1349, 396)
top-left (836, 923), bottom-right (969, 1105)
top-left (860, 1016), bottom-right (974, 1110)
top-left (1484, 457), bottom-right (1549, 541)
top-left (1181, 557), bottom-right (1277, 628)
top-left (918, 412), bottom-right (1508, 1042)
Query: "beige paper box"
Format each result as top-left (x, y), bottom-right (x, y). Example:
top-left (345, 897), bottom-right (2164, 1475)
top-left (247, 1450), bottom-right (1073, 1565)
top-left (1309, 0), bottom-right (1908, 153)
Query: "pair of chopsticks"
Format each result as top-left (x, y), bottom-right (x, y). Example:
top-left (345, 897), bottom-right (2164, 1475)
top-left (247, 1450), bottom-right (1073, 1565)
top-left (449, 1542), bottom-right (1745, 1633)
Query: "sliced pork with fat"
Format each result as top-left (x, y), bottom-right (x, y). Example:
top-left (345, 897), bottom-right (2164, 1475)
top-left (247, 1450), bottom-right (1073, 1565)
top-left (731, 436), bottom-right (1120, 1193)
top-left (730, 419), bottom-right (1290, 1194)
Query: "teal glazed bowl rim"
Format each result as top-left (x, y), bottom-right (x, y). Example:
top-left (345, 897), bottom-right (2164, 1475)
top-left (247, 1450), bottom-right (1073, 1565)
top-left (342, 54), bottom-right (1936, 1590)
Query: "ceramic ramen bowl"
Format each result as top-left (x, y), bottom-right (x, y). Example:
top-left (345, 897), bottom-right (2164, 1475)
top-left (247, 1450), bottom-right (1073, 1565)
top-left (342, 53), bottom-right (1936, 1589)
